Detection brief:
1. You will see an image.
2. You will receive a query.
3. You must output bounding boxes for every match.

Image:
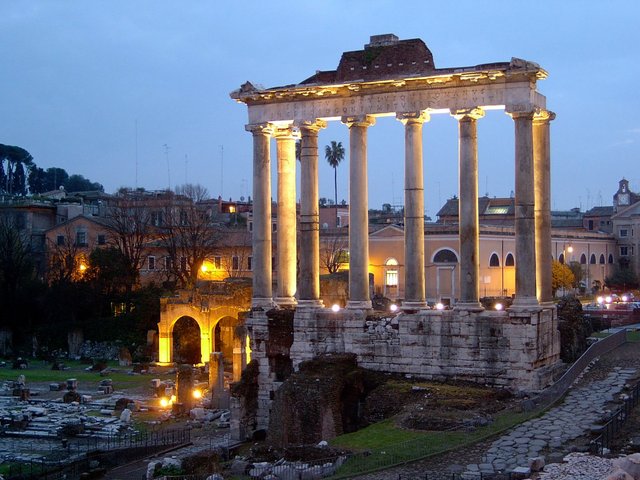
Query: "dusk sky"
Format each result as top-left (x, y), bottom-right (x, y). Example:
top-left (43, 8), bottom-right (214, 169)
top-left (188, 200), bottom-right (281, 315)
top-left (3, 1), bottom-right (639, 219)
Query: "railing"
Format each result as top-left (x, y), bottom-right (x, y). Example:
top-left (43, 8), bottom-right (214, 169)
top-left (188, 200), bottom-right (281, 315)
top-left (590, 380), bottom-right (640, 455)
top-left (525, 328), bottom-right (628, 411)
top-left (4, 427), bottom-right (191, 479)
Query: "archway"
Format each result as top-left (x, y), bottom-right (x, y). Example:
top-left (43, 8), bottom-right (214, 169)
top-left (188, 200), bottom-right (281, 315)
top-left (172, 316), bottom-right (201, 365)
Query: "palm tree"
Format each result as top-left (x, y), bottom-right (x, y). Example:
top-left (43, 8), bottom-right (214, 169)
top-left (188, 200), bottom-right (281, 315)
top-left (324, 141), bottom-right (345, 206)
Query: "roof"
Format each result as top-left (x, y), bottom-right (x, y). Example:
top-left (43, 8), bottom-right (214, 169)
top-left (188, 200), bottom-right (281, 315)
top-left (584, 206), bottom-right (614, 217)
top-left (436, 197), bottom-right (515, 219)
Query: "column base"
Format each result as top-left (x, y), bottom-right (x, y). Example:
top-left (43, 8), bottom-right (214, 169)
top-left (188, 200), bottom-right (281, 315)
top-left (508, 296), bottom-right (541, 312)
top-left (296, 299), bottom-right (324, 310)
top-left (401, 301), bottom-right (428, 311)
top-left (347, 300), bottom-right (372, 310)
top-left (252, 297), bottom-right (275, 309)
top-left (454, 302), bottom-right (485, 312)
top-left (274, 296), bottom-right (297, 307)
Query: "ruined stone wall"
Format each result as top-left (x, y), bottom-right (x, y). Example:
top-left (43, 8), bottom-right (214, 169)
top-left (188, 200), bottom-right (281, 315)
top-left (290, 307), bottom-right (560, 392)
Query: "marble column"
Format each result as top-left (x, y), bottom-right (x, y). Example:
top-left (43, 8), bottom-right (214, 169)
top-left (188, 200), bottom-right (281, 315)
top-left (534, 110), bottom-right (556, 304)
top-left (246, 123), bottom-right (274, 308)
top-left (452, 108), bottom-right (485, 310)
top-left (397, 111), bottom-right (429, 308)
top-left (342, 115), bottom-right (375, 309)
top-left (274, 126), bottom-right (299, 306)
top-left (297, 120), bottom-right (327, 308)
top-left (507, 108), bottom-right (539, 307)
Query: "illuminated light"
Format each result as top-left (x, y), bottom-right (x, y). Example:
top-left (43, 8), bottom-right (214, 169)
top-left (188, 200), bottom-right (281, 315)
top-left (622, 295), bottom-right (629, 302)
top-left (229, 206), bottom-right (236, 213)
top-left (435, 303), bottom-right (445, 311)
top-left (605, 296), bottom-right (612, 304)
top-left (201, 264), bottom-right (208, 273)
top-left (159, 398), bottom-right (170, 408)
top-left (567, 246), bottom-right (574, 253)
top-left (78, 263), bottom-right (87, 272)
top-left (192, 389), bottom-right (202, 400)
top-left (390, 304), bottom-right (398, 313)
top-left (331, 304), bottom-right (341, 313)
top-left (597, 296), bottom-right (604, 305)
top-left (170, 395), bottom-right (176, 403)
top-left (494, 303), bottom-right (503, 311)
top-left (246, 334), bottom-right (252, 364)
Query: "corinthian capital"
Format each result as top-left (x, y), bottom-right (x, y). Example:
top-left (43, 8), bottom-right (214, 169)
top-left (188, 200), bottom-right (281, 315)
top-left (341, 115), bottom-right (376, 128)
top-left (273, 125), bottom-right (300, 140)
top-left (505, 105), bottom-right (536, 120)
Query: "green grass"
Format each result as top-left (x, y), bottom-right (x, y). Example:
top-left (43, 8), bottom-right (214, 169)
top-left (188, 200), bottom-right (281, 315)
top-left (329, 410), bottom-right (536, 477)
top-left (627, 330), bottom-right (640, 342)
top-left (0, 359), bottom-right (172, 391)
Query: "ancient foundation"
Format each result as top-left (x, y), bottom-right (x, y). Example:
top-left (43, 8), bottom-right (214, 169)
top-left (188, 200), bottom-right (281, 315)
top-left (241, 306), bottom-right (561, 437)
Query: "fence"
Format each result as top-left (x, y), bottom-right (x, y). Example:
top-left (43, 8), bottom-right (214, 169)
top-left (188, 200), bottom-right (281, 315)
top-left (525, 328), bottom-right (628, 411)
top-left (590, 380), bottom-right (640, 455)
top-left (4, 427), bottom-right (191, 479)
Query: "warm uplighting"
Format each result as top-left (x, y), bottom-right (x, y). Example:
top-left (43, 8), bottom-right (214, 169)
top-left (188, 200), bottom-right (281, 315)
top-left (201, 264), bottom-right (208, 273)
top-left (159, 397), bottom-right (170, 408)
top-left (192, 388), bottom-right (202, 400)
top-left (494, 303), bottom-right (503, 311)
top-left (229, 206), bottom-right (236, 213)
top-left (170, 395), bottom-right (176, 403)
top-left (331, 304), bottom-right (341, 313)
top-left (435, 302), bottom-right (445, 311)
top-left (605, 296), bottom-right (613, 304)
top-left (78, 263), bottom-right (87, 273)
top-left (597, 296), bottom-right (604, 305)
top-left (390, 304), bottom-right (398, 313)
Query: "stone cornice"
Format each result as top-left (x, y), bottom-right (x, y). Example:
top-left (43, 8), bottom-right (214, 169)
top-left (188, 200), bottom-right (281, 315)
top-left (231, 58), bottom-right (547, 106)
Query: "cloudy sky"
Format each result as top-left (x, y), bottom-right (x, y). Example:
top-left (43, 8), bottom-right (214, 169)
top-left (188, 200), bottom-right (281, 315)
top-left (3, 1), bottom-right (639, 218)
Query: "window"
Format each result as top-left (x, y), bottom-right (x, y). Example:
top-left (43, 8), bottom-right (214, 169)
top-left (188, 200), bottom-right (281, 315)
top-left (272, 223), bottom-right (277, 232)
top-left (620, 229), bottom-right (628, 237)
top-left (248, 221), bottom-right (253, 232)
top-left (433, 249), bottom-right (458, 263)
top-left (599, 254), bottom-right (605, 264)
top-left (180, 256), bottom-right (187, 271)
top-left (57, 235), bottom-right (65, 246)
top-left (214, 256), bottom-right (221, 269)
top-left (620, 246), bottom-right (629, 256)
top-left (165, 257), bottom-right (173, 271)
top-left (590, 254), bottom-right (596, 265)
top-left (588, 220), bottom-right (594, 230)
top-left (76, 231), bottom-right (87, 247)
top-left (505, 253), bottom-right (515, 267)
top-left (385, 269), bottom-right (398, 287)
top-left (272, 256), bottom-right (276, 271)
top-left (486, 206), bottom-right (509, 214)
top-left (151, 211), bottom-right (163, 226)
top-left (609, 254), bottom-right (614, 264)
top-left (247, 256), bottom-right (252, 271)
top-left (559, 253), bottom-right (565, 264)
top-left (97, 234), bottom-right (106, 245)
top-left (489, 253), bottom-right (500, 267)
top-left (580, 254), bottom-right (587, 265)
top-left (148, 256), bottom-right (156, 270)
top-left (232, 256), bottom-right (239, 270)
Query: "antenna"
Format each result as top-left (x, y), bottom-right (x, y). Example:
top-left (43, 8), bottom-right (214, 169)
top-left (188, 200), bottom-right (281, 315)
top-left (184, 154), bottom-right (188, 184)
top-left (135, 119), bottom-right (138, 189)
top-left (163, 144), bottom-right (171, 190)
top-left (220, 145), bottom-right (224, 197)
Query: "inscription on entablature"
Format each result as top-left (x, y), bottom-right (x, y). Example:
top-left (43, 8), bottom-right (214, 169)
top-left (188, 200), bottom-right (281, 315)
top-left (247, 81), bottom-right (542, 124)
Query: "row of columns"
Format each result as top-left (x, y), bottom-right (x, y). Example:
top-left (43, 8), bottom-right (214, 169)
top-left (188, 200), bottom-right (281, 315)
top-left (246, 107), bottom-right (554, 310)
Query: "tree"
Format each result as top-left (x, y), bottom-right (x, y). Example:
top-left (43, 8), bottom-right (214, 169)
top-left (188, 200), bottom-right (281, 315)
top-left (28, 166), bottom-right (47, 194)
top-left (65, 174), bottom-right (104, 192)
top-left (0, 144), bottom-right (34, 195)
top-left (567, 261), bottom-right (584, 289)
top-left (551, 260), bottom-right (574, 297)
top-left (605, 263), bottom-right (639, 291)
top-left (319, 234), bottom-right (349, 274)
top-left (324, 141), bottom-right (345, 207)
top-left (159, 184), bottom-right (222, 288)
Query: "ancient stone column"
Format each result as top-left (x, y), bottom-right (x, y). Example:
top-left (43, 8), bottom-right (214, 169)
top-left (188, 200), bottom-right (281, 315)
top-left (246, 123), bottom-right (274, 308)
top-left (297, 120), bottom-right (327, 308)
top-left (274, 126), bottom-right (299, 306)
top-left (452, 108), bottom-right (485, 310)
top-left (534, 110), bottom-right (556, 304)
top-left (232, 335), bottom-right (247, 382)
top-left (397, 111), bottom-right (429, 308)
top-left (342, 115), bottom-right (375, 309)
top-left (209, 352), bottom-right (226, 409)
top-left (507, 108), bottom-right (539, 307)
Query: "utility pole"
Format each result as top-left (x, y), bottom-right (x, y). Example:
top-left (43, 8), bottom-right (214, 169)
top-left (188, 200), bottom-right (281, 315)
top-left (163, 144), bottom-right (171, 190)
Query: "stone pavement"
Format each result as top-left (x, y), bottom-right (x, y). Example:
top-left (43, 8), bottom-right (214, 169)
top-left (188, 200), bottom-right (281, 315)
top-left (462, 366), bottom-right (636, 478)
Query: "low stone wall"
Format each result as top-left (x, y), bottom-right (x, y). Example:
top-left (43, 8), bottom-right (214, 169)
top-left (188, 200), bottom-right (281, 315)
top-left (291, 307), bottom-right (560, 392)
